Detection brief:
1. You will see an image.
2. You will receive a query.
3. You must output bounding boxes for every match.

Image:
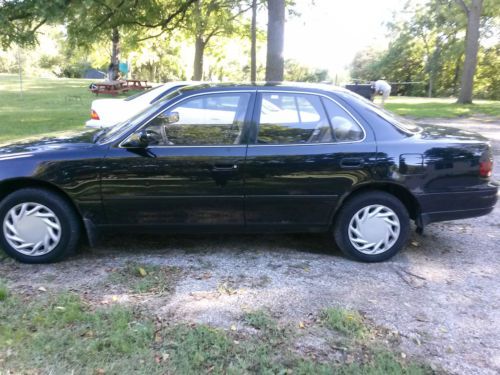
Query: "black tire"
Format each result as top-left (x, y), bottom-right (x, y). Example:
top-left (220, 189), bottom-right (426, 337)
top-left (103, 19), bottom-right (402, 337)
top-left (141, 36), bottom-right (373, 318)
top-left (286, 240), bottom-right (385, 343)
top-left (0, 188), bottom-right (81, 263)
top-left (333, 191), bottom-right (410, 262)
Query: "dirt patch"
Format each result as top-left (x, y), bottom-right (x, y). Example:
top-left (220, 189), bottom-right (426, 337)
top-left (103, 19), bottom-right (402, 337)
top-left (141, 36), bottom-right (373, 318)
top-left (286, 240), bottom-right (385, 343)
top-left (1, 116), bottom-right (499, 374)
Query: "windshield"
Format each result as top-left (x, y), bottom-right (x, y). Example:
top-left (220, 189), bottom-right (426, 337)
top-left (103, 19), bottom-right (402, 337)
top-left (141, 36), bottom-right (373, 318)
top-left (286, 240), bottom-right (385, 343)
top-left (337, 90), bottom-right (422, 134)
top-left (96, 89), bottom-right (182, 144)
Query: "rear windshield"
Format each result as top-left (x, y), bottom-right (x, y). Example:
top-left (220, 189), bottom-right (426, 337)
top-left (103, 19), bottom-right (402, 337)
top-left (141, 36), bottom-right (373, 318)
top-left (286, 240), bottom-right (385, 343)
top-left (337, 90), bottom-right (422, 134)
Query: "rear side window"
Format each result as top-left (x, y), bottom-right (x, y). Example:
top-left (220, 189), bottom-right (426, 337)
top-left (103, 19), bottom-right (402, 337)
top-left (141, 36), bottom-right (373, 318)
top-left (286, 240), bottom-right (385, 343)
top-left (321, 98), bottom-right (364, 142)
top-left (257, 93), bottom-right (332, 144)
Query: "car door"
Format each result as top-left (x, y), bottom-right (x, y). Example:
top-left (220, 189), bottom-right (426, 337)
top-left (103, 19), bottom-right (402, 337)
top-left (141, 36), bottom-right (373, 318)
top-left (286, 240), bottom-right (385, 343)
top-left (243, 91), bottom-right (377, 229)
top-left (100, 91), bottom-right (255, 228)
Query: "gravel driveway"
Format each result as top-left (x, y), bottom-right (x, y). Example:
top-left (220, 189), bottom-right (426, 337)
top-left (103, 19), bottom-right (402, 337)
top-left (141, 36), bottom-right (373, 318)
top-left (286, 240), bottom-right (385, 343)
top-left (1, 116), bottom-right (499, 374)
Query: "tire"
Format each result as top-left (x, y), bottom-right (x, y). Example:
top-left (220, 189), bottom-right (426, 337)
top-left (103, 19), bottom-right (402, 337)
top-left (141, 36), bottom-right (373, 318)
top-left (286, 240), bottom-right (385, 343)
top-left (0, 188), bottom-right (81, 263)
top-left (333, 191), bottom-right (410, 262)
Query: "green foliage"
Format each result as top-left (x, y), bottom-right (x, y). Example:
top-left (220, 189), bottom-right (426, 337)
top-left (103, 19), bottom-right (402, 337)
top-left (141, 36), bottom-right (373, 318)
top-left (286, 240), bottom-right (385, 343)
top-left (350, 0), bottom-right (500, 100)
top-left (285, 59), bottom-right (330, 82)
top-left (321, 307), bottom-right (368, 338)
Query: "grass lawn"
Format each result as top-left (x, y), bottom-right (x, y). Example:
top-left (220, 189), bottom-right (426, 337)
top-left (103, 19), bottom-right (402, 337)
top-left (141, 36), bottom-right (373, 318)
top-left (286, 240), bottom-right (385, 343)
top-left (0, 74), bottom-right (117, 144)
top-left (0, 276), bottom-right (432, 374)
top-left (384, 96), bottom-right (500, 118)
top-left (1, 74), bottom-right (499, 144)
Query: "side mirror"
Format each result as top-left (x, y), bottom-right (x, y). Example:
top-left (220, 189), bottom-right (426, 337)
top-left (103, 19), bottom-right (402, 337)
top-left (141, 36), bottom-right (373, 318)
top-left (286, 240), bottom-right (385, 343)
top-left (158, 111), bottom-right (180, 124)
top-left (122, 130), bottom-right (153, 148)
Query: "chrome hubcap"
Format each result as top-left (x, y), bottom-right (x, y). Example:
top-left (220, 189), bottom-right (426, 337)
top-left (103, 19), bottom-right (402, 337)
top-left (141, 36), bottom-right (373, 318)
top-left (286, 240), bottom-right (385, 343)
top-left (348, 204), bottom-right (400, 255)
top-left (3, 203), bottom-right (61, 256)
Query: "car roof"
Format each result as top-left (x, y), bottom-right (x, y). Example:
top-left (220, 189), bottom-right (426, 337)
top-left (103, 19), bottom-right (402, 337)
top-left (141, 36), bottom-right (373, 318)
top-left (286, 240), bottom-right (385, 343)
top-left (176, 82), bottom-right (352, 96)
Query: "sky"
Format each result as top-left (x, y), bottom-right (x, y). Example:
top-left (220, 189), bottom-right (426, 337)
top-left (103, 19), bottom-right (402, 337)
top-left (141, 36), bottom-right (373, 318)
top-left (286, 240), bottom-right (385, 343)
top-left (281, 0), bottom-right (425, 77)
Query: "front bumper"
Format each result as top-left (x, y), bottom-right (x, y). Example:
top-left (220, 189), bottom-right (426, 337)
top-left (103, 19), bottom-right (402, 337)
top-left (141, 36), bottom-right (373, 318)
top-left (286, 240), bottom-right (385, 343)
top-left (416, 183), bottom-right (498, 226)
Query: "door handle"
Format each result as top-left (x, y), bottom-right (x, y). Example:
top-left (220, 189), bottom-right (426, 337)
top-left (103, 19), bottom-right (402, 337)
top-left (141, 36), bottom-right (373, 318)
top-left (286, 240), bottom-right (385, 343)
top-left (340, 157), bottom-right (364, 168)
top-left (212, 164), bottom-right (239, 172)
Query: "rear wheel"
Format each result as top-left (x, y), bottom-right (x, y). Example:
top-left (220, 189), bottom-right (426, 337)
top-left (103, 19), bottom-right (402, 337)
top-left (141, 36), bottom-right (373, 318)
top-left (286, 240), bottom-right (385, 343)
top-left (334, 191), bottom-right (410, 262)
top-left (0, 188), bottom-right (80, 263)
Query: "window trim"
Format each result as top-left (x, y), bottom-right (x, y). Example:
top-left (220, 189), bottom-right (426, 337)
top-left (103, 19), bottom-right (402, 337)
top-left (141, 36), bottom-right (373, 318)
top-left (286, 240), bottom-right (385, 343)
top-left (251, 90), bottom-right (366, 146)
top-left (118, 90), bottom-right (257, 149)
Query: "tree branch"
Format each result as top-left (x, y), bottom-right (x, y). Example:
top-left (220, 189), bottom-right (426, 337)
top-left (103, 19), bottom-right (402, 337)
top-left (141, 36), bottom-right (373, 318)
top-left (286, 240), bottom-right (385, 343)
top-left (455, 0), bottom-right (469, 14)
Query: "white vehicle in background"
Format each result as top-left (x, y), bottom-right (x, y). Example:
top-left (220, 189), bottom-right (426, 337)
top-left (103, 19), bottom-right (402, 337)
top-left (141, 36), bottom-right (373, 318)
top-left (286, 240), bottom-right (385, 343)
top-left (85, 81), bottom-right (191, 128)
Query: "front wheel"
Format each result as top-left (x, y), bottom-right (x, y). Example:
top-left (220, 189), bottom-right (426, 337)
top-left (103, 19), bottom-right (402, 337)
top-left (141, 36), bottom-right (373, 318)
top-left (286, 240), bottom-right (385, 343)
top-left (0, 188), bottom-right (80, 263)
top-left (334, 191), bottom-right (410, 262)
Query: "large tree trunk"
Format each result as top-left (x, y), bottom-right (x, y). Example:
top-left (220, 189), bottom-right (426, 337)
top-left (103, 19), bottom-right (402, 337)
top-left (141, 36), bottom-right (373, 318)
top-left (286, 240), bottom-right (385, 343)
top-left (456, 0), bottom-right (483, 104)
top-left (192, 35), bottom-right (205, 81)
top-left (250, 0), bottom-right (257, 82)
top-left (265, 0), bottom-right (285, 82)
top-left (111, 27), bottom-right (120, 80)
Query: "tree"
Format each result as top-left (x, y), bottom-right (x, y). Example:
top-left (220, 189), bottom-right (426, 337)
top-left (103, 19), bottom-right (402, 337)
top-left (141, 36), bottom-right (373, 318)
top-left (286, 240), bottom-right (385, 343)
top-left (186, 0), bottom-right (251, 81)
top-left (250, 0), bottom-right (257, 82)
top-left (0, 0), bottom-right (197, 72)
top-left (454, 0), bottom-right (483, 103)
top-left (265, 0), bottom-right (285, 81)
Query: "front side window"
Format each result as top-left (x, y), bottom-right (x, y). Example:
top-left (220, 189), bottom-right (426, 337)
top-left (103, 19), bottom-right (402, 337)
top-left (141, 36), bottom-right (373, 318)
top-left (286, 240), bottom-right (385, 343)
top-left (257, 93), bottom-right (332, 144)
top-left (144, 93), bottom-right (251, 146)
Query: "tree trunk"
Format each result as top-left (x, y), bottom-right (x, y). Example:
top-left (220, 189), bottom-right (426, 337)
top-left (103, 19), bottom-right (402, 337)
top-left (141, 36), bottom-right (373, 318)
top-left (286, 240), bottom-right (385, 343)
top-left (265, 0), bottom-right (285, 82)
top-left (250, 0), bottom-right (257, 82)
top-left (111, 27), bottom-right (120, 80)
top-left (192, 35), bottom-right (205, 81)
top-left (457, 0), bottom-right (483, 104)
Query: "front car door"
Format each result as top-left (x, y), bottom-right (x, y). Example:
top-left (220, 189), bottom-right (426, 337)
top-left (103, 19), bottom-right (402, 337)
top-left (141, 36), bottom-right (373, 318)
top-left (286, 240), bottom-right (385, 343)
top-left (243, 90), bottom-right (377, 230)
top-left (100, 90), bottom-right (255, 229)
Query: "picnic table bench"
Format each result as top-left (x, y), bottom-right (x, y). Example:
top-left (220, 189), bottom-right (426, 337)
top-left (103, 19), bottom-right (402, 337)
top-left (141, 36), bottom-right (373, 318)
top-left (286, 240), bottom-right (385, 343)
top-left (90, 80), bottom-right (129, 96)
top-left (125, 79), bottom-right (152, 90)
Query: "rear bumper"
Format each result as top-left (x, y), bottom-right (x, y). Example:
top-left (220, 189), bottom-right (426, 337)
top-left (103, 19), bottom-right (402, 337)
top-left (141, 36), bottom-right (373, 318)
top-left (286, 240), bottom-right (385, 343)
top-left (416, 183), bottom-right (498, 226)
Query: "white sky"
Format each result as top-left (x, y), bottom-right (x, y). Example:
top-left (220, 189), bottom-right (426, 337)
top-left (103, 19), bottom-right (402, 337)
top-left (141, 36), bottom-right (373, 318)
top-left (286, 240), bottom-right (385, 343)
top-left (281, 0), bottom-right (424, 76)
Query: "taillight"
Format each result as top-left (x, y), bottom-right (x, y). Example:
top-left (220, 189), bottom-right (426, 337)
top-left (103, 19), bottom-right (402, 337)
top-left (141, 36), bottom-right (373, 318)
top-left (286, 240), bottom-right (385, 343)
top-left (479, 159), bottom-right (493, 178)
top-left (90, 110), bottom-right (100, 120)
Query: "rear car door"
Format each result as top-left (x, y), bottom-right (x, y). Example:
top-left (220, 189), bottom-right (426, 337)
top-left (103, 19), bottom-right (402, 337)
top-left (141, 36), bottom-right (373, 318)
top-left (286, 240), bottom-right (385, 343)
top-left (243, 90), bottom-right (377, 230)
top-left (101, 91), bottom-right (255, 228)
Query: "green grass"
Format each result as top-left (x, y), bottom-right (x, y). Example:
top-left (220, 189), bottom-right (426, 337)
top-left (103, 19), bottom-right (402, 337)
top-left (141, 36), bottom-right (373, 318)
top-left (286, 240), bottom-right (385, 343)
top-left (0, 280), bottom-right (8, 301)
top-left (0, 290), bottom-right (433, 374)
top-left (321, 307), bottom-right (369, 339)
top-left (106, 262), bottom-right (180, 294)
top-left (0, 73), bottom-right (126, 144)
top-left (384, 96), bottom-right (500, 118)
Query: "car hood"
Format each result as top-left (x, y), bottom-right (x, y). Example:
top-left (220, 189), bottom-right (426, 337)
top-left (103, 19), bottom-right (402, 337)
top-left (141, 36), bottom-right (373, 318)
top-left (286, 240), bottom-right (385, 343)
top-left (0, 129), bottom-right (101, 157)
top-left (417, 124), bottom-right (489, 143)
